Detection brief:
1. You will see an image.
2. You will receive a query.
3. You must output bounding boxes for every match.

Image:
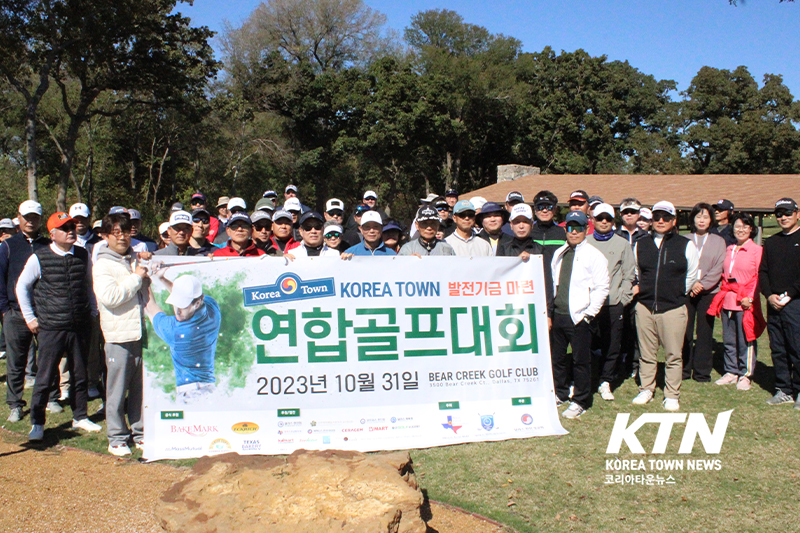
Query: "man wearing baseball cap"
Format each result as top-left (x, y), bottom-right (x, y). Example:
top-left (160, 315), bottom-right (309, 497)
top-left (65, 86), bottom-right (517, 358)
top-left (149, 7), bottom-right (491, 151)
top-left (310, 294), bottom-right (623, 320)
top-left (632, 201), bottom-right (699, 411)
top-left (145, 273), bottom-right (221, 404)
top-left (616, 198), bottom-right (648, 247)
top-left (287, 212), bottom-right (341, 258)
top-left (587, 203), bottom-right (635, 401)
top-left (189, 207), bottom-right (219, 256)
top-left (251, 211), bottom-right (281, 255)
top-left (433, 198), bottom-right (456, 238)
top-left (550, 211), bottom-right (609, 418)
top-left (445, 200), bottom-right (492, 257)
top-left (17, 212), bottom-right (101, 440)
top-left (711, 199), bottom-right (736, 247)
top-left (126, 209), bottom-right (158, 253)
top-left (759, 198), bottom-right (800, 407)
top-left (343, 204), bottom-right (370, 247)
top-left (325, 198), bottom-right (345, 224)
top-left (343, 211), bottom-right (396, 257)
top-left (69, 203), bottom-right (102, 253)
top-left (270, 209), bottom-right (301, 254)
top-left (399, 206), bottom-right (456, 256)
top-left (501, 191), bottom-right (525, 236)
top-left (154, 211), bottom-right (198, 257)
top-left (189, 192), bottom-right (222, 243)
top-left (445, 188), bottom-right (459, 208)
top-left (558, 190), bottom-right (594, 235)
top-left (530, 190), bottom-right (566, 256)
top-left (0, 200), bottom-right (52, 423)
top-left (213, 213), bottom-right (265, 257)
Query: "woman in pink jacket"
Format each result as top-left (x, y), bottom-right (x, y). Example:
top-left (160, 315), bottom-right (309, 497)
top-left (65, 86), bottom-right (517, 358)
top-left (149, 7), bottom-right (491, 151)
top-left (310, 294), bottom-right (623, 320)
top-left (709, 213), bottom-right (765, 391)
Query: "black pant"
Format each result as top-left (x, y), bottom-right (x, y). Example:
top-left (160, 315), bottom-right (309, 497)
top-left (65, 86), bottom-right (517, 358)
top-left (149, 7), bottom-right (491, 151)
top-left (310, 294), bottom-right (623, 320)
top-left (31, 329), bottom-right (89, 425)
top-left (767, 299), bottom-right (800, 396)
top-left (550, 313), bottom-right (593, 409)
top-left (682, 292), bottom-right (716, 382)
top-left (597, 303), bottom-right (624, 384)
top-left (4, 310), bottom-right (33, 409)
top-left (621, 299), bottom-right (640, 374)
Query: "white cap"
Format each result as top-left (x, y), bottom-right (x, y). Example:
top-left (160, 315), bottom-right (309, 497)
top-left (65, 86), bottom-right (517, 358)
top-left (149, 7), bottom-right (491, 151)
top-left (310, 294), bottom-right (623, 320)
top-left (363, 190), bottom-right (378, 200)
top-left (324, 223), bottom-right (343, 234)
top-left (509, 204), bottom-right (533, 222)
top-left (228, 197), bottom-right (246, 211)
top-left (420, 193), bottom-right (438, 203)
top-left (92, 220), bottom-right (102, 229)
top-left (469, 196), bottom-right (488, 210)
top-left (166, 275), bottom-right (203, 309)
top-left (592, 203), bottom-right (615, 219)
top-left (284, 198), bottom-right (301, 212)
top-left (360, 211), bottom-right (382, 226)
top-left (12, 217), bottom-right (19, 226)
top-left (19, 200), bottom-right (42, 216)
top-left (169, 210), bottom-right (192, 227)
top-left (69, 203), bottom-right (90, 218)
top-left (326, 198), bottom-right (344, 212)
top-left (159, 222), bottom-right (170, 235)
top-left (639, 208), bottom-right (653, 220)
top-left (652, 201), bottom-right (676, 216)
top-left (0, 218), bottom-right (14, 229)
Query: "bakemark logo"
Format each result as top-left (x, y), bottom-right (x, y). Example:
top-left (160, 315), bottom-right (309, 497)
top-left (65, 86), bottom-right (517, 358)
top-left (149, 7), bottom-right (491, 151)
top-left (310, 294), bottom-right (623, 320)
top-left (232, 422), bottom-right (259, 434)
top-left (209, 438), bottom-right (231, 452)
top-left (441, 416), bottom-right (462, 434)
top-left (606, 410), bottom-right (733, 454)
top-left (480, 414), bottom-right (495, 432)
top-left (243, 273), bottom-right (335, 306)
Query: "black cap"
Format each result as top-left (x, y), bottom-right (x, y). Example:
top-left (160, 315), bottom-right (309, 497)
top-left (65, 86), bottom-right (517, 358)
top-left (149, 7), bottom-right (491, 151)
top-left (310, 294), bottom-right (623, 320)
top-left (475, 202), bottom-right (509, 225)
top-left (299, 211), bottom-right (324, 226)
top-left (569, 190), bottom-right (589, 202)
top-left (227, 212), bottom-right (252, 226)
top-left (774, 197), bottom-right (798, 212)
top-left (588, 195), bottom-right (603, 207)
top-left (354, 204), bottom-right (371, 215)
top-left (416, 206), bottom-right (440, 222)
top-left (191, 207), bottom-right (210, 218)
top-left (506, 191), bottom-right (524, 204)
top-left (714, 199), bottom-right (735, 211)
top-left (445, 188), bottom-right (459, 197)
top-left (533, 190), bottom-right (558, 206)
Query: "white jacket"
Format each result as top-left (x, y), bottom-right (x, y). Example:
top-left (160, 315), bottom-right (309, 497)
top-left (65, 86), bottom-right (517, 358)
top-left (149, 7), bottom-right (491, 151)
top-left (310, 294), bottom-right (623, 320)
top-left (290, 244), bottom-right (341, 258)
top-left (551, 239), bottom-right (610, 325)
top-left (93, 248), bottom-right (145, 343)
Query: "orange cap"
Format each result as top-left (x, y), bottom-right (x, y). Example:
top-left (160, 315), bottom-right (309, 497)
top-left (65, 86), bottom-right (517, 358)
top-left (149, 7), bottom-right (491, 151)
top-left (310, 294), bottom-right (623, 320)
top-left (47, 212), bottom-right (73, 232)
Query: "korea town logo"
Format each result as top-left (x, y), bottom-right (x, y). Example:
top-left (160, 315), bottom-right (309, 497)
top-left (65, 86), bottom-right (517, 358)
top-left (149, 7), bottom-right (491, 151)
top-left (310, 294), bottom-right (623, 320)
top-left (242, 273), bottom-right (335, 306)
top-left (231, 422), bottom-right (259, 435)
top-left (606, 410), bottom-right (733, 454)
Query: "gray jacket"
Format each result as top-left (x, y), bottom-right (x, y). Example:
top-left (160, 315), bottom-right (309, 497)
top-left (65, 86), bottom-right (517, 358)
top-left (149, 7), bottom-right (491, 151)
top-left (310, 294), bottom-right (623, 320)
top-left (587, 233), bottom-right (636, 306)
top-left (398, 238), bottom-right (456, 257)
top-left (684, 233), bottom-right (726, 294)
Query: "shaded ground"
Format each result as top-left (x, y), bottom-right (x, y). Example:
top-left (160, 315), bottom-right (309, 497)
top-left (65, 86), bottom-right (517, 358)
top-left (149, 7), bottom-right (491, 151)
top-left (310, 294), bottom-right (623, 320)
top-left (0, 428), bottom-right (511, 533)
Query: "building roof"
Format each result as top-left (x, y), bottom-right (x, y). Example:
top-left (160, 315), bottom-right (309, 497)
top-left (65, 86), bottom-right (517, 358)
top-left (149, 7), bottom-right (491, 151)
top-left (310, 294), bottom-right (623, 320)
top-left (463, 174), bottom-right (799, 213)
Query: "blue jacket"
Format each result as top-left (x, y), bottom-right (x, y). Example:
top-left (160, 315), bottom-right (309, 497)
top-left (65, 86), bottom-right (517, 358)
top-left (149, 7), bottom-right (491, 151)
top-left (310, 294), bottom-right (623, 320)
top-left (345, 241), bottom-right (396, 256)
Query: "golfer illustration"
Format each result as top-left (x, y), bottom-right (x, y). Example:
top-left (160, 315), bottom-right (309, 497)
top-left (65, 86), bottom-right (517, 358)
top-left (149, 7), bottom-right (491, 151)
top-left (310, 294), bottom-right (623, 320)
top-left (145, 272), bottom-right (221, 403)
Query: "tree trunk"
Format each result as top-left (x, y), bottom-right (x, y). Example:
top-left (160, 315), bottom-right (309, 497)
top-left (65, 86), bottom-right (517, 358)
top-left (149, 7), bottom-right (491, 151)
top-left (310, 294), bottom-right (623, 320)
top-left (25, 110), bottom-right (39, 202)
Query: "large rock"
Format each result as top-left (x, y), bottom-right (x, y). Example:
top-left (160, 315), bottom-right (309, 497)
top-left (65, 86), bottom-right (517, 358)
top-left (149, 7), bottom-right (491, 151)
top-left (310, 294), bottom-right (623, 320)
top-left (156, 449), bottom-right (427, 533)
top-left (496, 164), bottom-right (540, 183)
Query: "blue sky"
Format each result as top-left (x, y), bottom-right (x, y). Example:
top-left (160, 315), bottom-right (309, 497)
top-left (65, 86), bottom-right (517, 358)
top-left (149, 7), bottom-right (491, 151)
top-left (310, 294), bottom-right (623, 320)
top-left (178, 0), bottom-right (800, 97)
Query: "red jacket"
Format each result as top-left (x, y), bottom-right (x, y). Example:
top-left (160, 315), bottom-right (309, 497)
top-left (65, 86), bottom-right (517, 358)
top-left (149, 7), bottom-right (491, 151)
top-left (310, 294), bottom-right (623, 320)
top-left (708, 279), bottom-right (766, 342)
top-left (270, 235), bottom-right (301, 253)
top-left (212, 240), bottom-right (265, 257)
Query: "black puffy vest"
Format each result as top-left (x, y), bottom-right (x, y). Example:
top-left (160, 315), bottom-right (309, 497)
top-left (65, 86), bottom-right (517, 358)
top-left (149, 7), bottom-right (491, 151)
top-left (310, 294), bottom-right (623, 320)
top-left (33, 246), bottom-right (91, 330)
top-left (636, 232), bottom-right (689, 313)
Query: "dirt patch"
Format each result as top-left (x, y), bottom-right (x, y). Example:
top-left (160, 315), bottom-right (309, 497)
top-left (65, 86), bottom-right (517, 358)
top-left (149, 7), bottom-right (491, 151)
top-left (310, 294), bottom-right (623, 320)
top-left (0, 430), bottom-right (512, 533)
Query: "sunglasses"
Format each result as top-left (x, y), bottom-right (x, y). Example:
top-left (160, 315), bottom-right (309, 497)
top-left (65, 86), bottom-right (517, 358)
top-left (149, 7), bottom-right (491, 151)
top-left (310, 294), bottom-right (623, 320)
top-left (456, 212), bottom-right (476, 218)
top-left (621, 209), bottom-right (639, 216)
top-left (254, 223), bottom-right (272, 231)
top-left (327, 210), bottom-right (343, 217)
top-left (229, 224), bottom-right (251, 232)
top-left (566, 224), bottom-right (586, 233)
top-left (569, 200), bottom-right (587, 206)
top-left (595, 215), bottom-right (614, 223)
top-left (652, 213), bottom-right (674, 222)
top-left (302, 223), bottom-right (323, 231)
top-left (436, 206), bottom-right (449, 212)
top-left (190, 199), bottom-right (204, 205)
top-left (775, 210), bottom-right (795, 218)
top-left (535, 204), bottom-right (555, 211)
top-left (192, 217), bottom-right (210, 224)
top-left (325, 232), bottom-right (342, 239)
top-left (108, 228), bottom-right (131, 237)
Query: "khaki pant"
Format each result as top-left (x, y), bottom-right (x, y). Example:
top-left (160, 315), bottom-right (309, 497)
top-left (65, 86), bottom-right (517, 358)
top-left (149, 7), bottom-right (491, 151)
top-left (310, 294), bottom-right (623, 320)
top-left (635, 303), bottom-right (688, 400)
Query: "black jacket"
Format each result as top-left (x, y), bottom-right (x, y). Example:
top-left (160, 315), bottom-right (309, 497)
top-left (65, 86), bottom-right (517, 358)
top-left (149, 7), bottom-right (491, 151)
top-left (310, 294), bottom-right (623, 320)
top-left (636, 231), bottom-right (689, 313)
top-left (33, 246), bottom-right (92, 330)
top-left (496, 236), bottom-right (554, 315)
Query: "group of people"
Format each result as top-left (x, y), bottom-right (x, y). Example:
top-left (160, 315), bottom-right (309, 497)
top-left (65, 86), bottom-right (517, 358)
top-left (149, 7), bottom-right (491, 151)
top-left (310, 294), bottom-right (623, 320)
top-left (2, 183), bottom-right (799, 455)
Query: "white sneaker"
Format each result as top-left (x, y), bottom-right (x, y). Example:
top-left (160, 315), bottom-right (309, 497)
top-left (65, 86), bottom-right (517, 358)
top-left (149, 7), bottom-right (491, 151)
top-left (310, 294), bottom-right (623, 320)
top-left (598, 381), bottom-right (615, 401)
top-left (663, 398), bottom-right (680, 411)
top-left (72, 418), bottom-right (102, 432)
top-left (29, 424), bottom-right (44, 441)
top-left (632, 390), bottom-right (654, 405)
top-left (108, 443), bottom-right (131, 457)
top-left (561, 402), bottom-right (585, 419)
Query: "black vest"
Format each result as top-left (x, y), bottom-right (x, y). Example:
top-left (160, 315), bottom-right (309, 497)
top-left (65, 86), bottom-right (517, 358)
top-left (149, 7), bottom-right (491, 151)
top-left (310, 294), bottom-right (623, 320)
top-left (636, 232), bottom-right (689, 313)
top-left (2, 232), bottom-right (50, 311)
top-left (33, 246), bottom-right (91, 330)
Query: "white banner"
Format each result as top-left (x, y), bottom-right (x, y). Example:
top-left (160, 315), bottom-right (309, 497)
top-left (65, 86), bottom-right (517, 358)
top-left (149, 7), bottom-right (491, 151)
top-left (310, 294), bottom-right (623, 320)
top-left (142, 256), bottom-right (566, 460)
